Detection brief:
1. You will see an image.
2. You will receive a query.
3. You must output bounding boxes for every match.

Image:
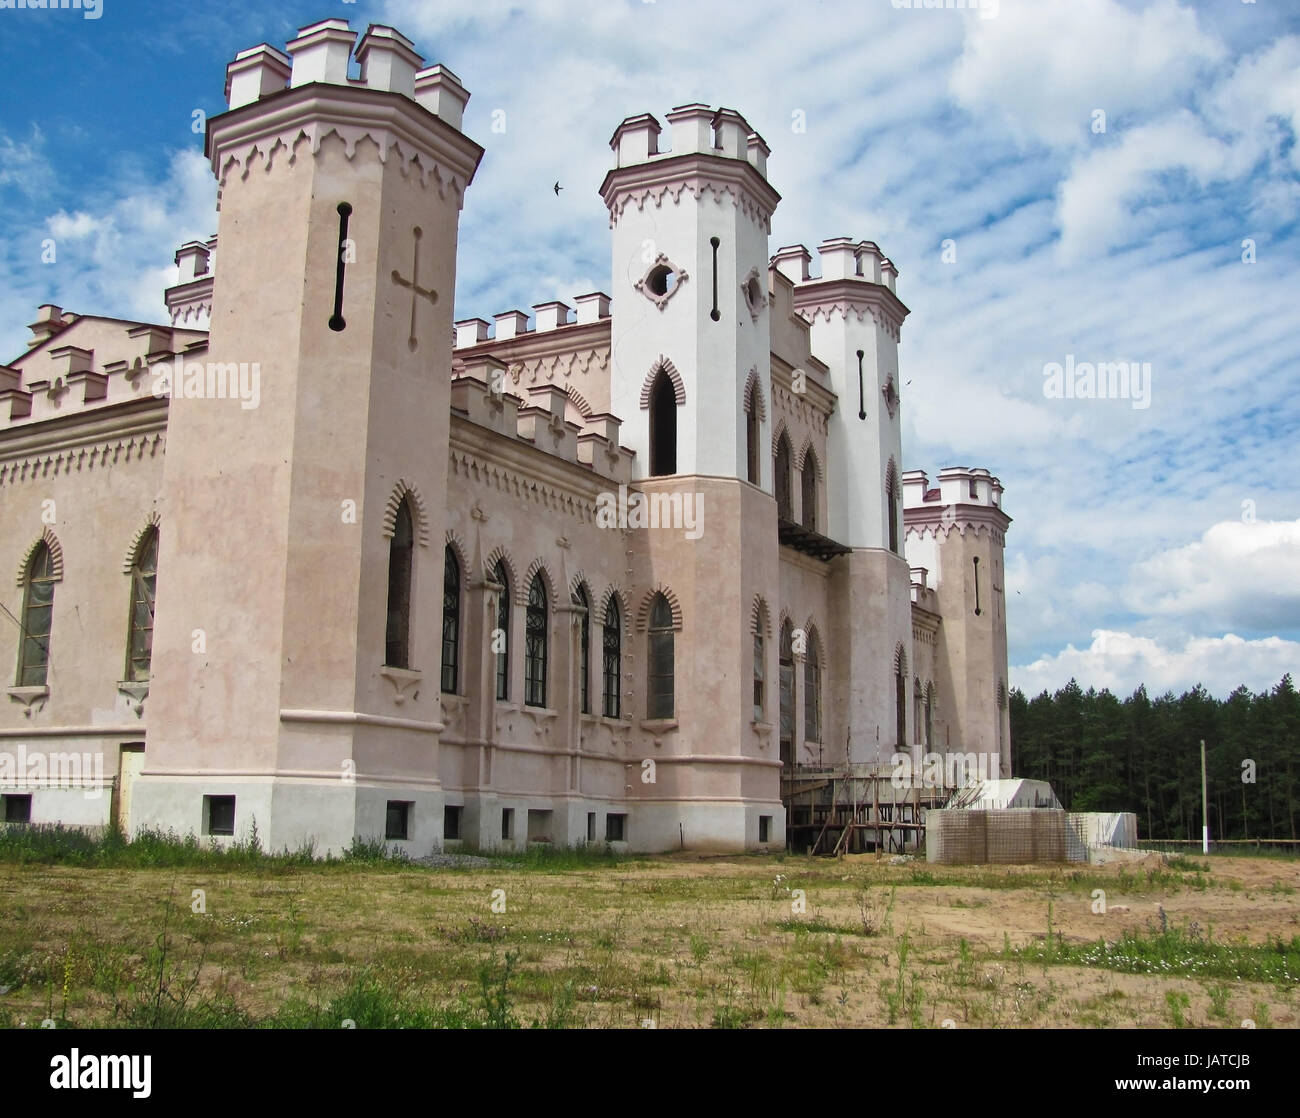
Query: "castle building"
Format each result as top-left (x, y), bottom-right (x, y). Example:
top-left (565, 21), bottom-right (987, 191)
top-left (0, 19), bottom-right (1011, 853)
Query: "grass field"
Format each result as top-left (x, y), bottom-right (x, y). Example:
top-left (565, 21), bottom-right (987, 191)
top-left (1, 827), bottom-right (1297, 1029)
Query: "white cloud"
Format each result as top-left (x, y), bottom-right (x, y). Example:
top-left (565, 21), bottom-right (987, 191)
top-left (1013, 630), bottom-right (1298, 699)
top-left (950, 0), bottom-right (1224, 148)
top-left (1125, 519), bottom-right (1300, 631)
top-left (1055, 112), bottom-right (1241, 258)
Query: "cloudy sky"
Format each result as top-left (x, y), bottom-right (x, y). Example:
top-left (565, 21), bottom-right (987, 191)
top-left (0, 0), bottom-right (1296, 699)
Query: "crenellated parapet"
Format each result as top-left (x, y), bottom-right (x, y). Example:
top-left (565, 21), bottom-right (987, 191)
top-left (774, 239), bottom-right (907, 342)
top-left (0, 306), bottom-right (207, 430)
top-left (599, 104), bottom-right (780, 232)
top-left (209, 19), bottom-right (481, 209)
top-left (902, 467), bottom-right (1010, 544)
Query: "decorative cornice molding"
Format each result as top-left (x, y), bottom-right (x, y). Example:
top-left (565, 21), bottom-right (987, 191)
top-left (770, 382), bottom-right (829, 436)
top-left (501, 346), bottom-right (609, 388)
top-left (600, 153), bottom-right (782, 234)
top-left (449, 448), bottom-right (598, 528)
top-left (208, 85), bottom-right (484, 210)
top-left (0, 431), bottom-right (165, 487)
top-left (903, 502), bottom-right (1011, 545)
top-left (791, 278), bottom-right (910, 343)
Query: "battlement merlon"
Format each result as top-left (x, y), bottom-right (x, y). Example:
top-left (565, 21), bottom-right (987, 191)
top-left (210, 20), bottom-right (483, 203)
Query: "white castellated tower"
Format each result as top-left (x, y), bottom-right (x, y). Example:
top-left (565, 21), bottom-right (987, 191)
top-left (602, 105), bottom-right (779, 484)
top-left (903, 467), bottom-right (1013, 776)
top-left (773, 240), bottom-right (915, 764)
top-left (598, 105), bottom-right (786, 848)
top-left (134, 20), bottom-right (483, 851)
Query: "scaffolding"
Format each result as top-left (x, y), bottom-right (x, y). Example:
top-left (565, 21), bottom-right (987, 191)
top-left (782, 763), bottom-right (958, 855)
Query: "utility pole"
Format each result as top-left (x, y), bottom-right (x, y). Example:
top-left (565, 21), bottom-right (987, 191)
top-left (1200, 739), bottom-right (1209, 855)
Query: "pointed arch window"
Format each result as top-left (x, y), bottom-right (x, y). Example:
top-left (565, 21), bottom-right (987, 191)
top-left (574, 584), bottom-right (591, 714)
top-left (752, 628), bottom-right (765, 720)
top-left (493, 560), bottom-right (510, 700)
top-left (126, 527), bottom-right (159, 682)
top-left (18, 542), bottom-right (56, 687)
top-left (779, 620), bottom-right (794, 763)
top-left (775, 433), bottom-right (793, 520)
top-left (914, 678), bottom-right (923, 745)
top-left (801, 450), bottom-right (818, 532)
top-left (745, 390), bottom-right (761, 485)
top-left (646, 593), bottom-right (675, 720)
top-left (804, 636), bottom-right (821, 743)
top-left (649, 370), bottom-right (677, 476)
top-left (385, 500), bottom-right (414, 669)
top-left (602, 597), bottom-right (622, 719)
top-left (524, 572), bottom-right (548, 708)
top-left (895, 653), bottom-right (908, 748)
top-left (441, 545), bottom-right (460, 694)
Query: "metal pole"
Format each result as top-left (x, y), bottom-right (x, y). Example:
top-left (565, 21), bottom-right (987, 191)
top-left (1200, 739), bottom-right (1209, 855)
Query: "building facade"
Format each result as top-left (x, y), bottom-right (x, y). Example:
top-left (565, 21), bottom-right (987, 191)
top-left (0, 18), bottom-right (1012, 854)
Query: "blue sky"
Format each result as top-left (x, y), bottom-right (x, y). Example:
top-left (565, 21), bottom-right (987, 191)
top-left (1, 0), bottom-right (1297, 698)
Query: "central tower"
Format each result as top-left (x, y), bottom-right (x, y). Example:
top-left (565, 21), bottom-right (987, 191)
top-left (599, 106), bottom-right (786, 849)
top-left (602, 105), bottom-right (780, 484)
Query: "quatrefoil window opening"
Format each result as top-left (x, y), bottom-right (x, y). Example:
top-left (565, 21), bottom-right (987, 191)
top-left (635, 253), bottom-right (688, 310)
top-left (740, 266), bottom-right (766, 320)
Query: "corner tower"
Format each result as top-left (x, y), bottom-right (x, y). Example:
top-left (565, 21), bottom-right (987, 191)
top-left (903, 468), bottom-right (1013, 776)
top-left (136, 20), bottom-right (483, 852)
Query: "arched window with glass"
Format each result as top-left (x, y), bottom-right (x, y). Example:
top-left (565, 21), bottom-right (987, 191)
top-left (573, 584), bottom-right (591, 715)
top-left (602, 597), bottom-right (622, 718)
top-left (17, 542), bottom-right (56, 687)
top-left (126, 527), bottom-right (158, 682)
top-left (493, 560), bottom-right (511, 700)
top-left (646, 593), bottom-right (675, 720)
top-left (803, 634), bottom-right (821, 743)
top-left (524, 572), bottom-right (548, 708)
top-left (801, 450), bottom-right (818, 532)
top-left (385, 499), bottom-right (414, 669)
top-left (441, 545), bottom-right (460, 694)
top-left (774, 433), bottom-right (793, 520)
